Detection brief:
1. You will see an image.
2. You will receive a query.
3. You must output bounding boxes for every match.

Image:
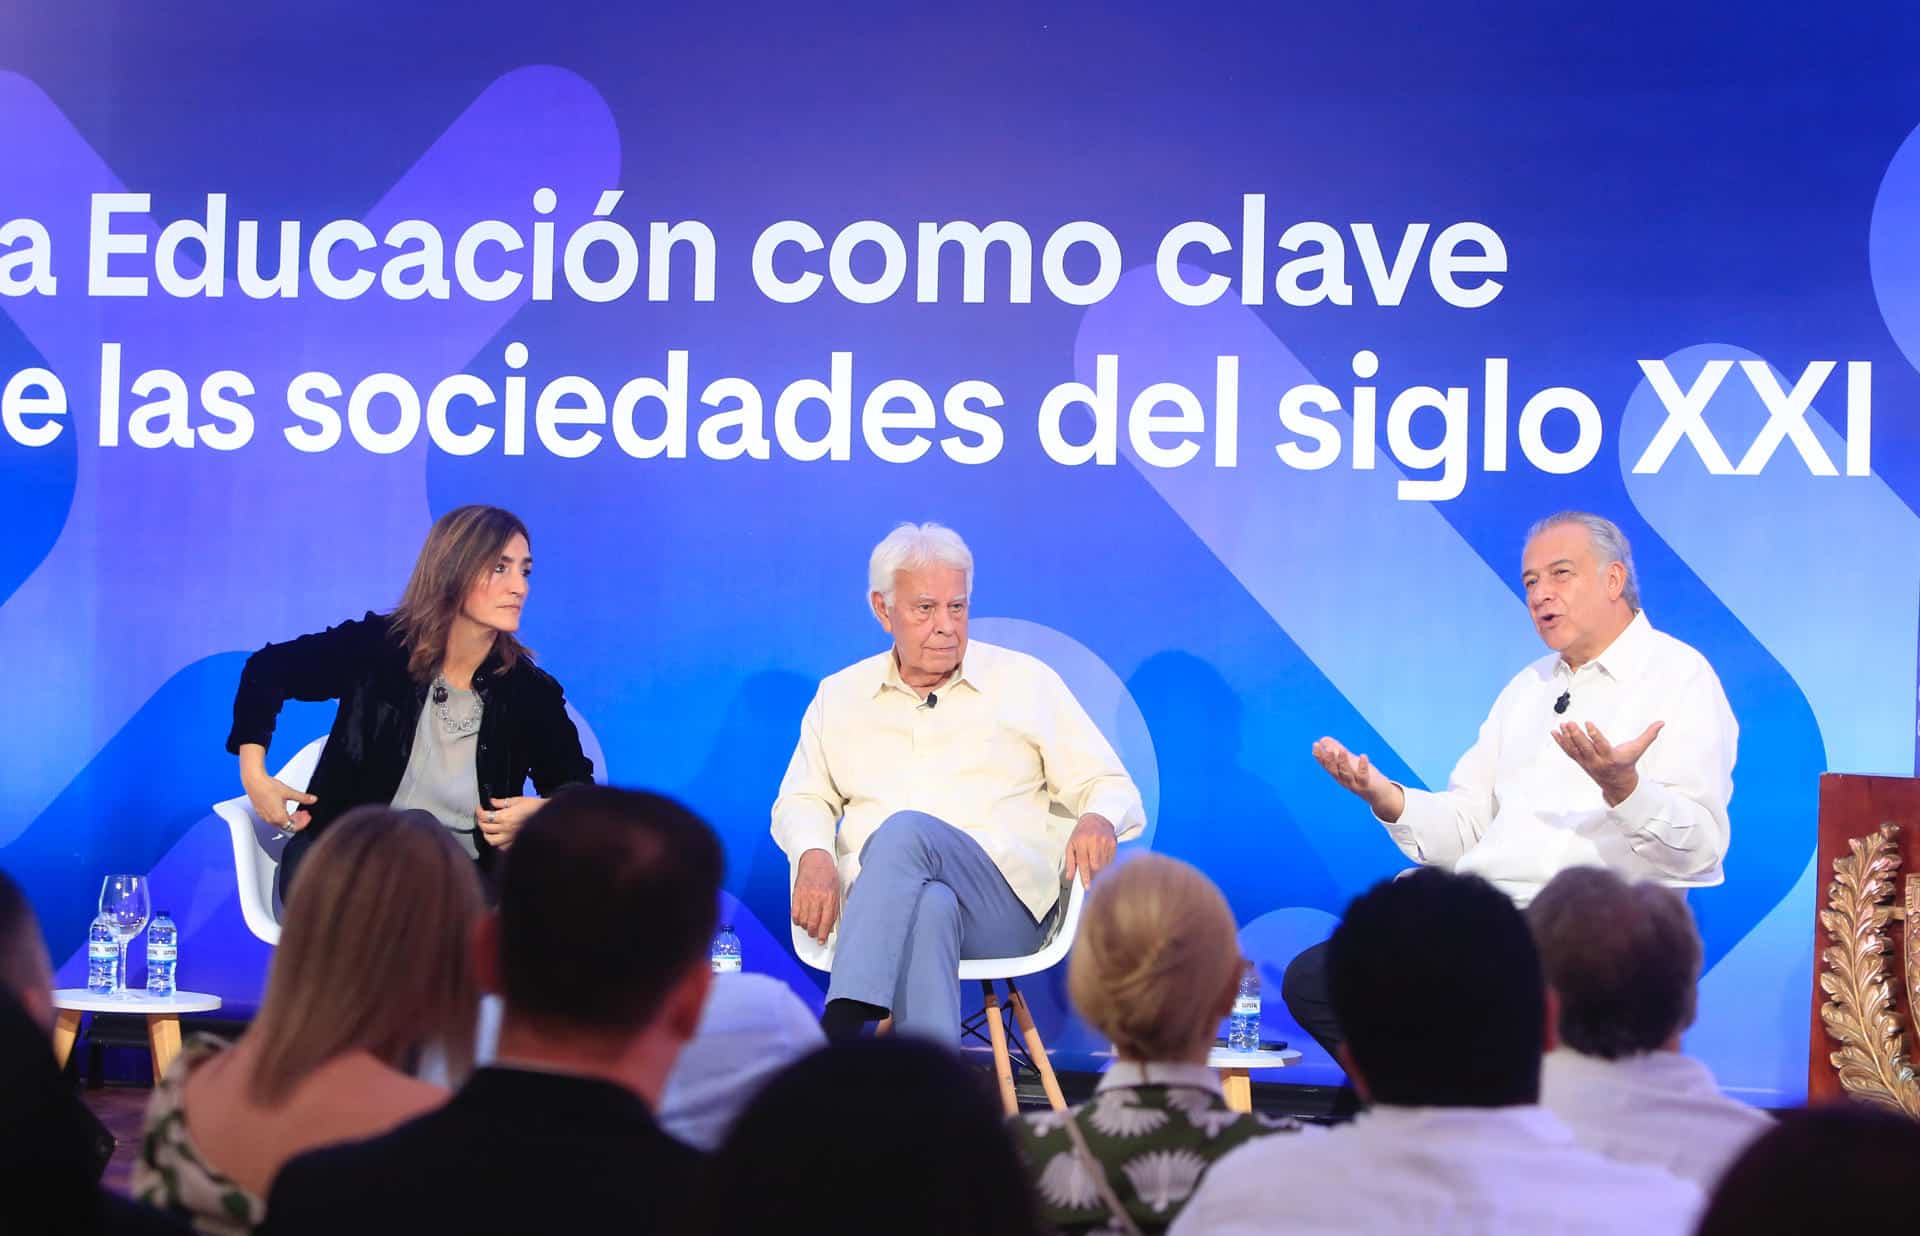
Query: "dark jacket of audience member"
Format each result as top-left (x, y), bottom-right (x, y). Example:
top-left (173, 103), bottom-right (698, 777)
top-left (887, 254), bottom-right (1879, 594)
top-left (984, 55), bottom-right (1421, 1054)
top-left (0, 990), bottom-right (115, 1235)
top-left (260, 786), bottom-right (720, 1236)
top-left (691, 1037), bottom-right (1046, 1236)
top-left (1695, 1104), bottom-right (1920, 1236)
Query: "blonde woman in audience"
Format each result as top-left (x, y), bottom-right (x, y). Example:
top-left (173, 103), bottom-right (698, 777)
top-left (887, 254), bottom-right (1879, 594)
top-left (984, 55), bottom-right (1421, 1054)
top-left (132, 806), bottom-right (483, 1234)
top-left (1010, 854), bottom-right (1299, 1236)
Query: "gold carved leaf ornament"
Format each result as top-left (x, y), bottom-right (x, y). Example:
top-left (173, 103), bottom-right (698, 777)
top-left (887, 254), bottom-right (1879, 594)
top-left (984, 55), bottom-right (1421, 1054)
top-left (1818, 822), bottom-right (1920, 1116)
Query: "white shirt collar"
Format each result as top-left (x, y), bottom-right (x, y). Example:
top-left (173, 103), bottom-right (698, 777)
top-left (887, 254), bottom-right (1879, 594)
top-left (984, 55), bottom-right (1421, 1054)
top-left (1545, 1047), bottom-right (1724, 1095)
top-left (874, 642), bottom-right (988, 700)
top-left (1356, 1102), bottom-right (1577, 1144)
top-left (1556, 609), bottom-right (1656, 683)
top-left (1097, 1059), bottom-right (1223, 1096)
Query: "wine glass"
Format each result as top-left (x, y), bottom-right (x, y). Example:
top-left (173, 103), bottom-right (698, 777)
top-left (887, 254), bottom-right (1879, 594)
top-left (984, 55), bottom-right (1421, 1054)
top-left (98, 875), bottom-right (151, 999)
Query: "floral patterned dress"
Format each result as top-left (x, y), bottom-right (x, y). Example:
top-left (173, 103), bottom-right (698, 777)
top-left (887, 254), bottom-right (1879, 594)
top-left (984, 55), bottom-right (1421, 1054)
top-left (131, 1036), bottom-right (264, 1235)
top-left (1010, 1061), bottom-right (1302, 1236)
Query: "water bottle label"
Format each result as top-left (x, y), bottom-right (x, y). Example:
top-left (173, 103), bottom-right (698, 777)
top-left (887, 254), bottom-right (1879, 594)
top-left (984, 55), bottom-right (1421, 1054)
top-left (712, 955), bottom-right (742, 974)
top-left (90, 941), bottom-right (116, 960)
top-left (148, 944), bottom-right (177, 961)
top-left (1232, 995), bottom-right (1261, 1016)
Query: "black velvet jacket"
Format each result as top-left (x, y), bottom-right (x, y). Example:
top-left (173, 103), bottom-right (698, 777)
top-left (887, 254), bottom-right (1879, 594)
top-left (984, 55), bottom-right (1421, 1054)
top-left (227, 612), bottom-right (593, 887)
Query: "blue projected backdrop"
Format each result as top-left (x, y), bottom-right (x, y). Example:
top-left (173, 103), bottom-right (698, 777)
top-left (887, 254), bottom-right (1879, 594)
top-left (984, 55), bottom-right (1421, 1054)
top-left (5, 3), bottom-right (1920, 1104)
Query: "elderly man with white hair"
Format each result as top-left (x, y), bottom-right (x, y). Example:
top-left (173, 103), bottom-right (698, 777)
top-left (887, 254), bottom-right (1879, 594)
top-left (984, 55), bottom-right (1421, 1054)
top-left (1285, 511), bottom-right (1739, 1057)
top-left (772, 522), bottom-right (1145, 1042)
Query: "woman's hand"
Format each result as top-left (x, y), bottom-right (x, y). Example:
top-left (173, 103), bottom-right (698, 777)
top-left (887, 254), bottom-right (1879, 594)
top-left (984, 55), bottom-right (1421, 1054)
top-left (239, 744), bottom-right (317, 831)
top-left (477, 795), bottom-right (544, 851)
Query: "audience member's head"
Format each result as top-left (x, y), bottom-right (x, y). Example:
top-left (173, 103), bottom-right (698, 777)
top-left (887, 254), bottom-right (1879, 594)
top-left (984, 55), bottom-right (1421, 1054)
top-left (698, 1038), bottom-right (1045, 1236)
top-left (1070, 853), bottom-right (1240, 1063)
top-left (491, 785), bottom-right (722, 1044)
top-left (0, 867), bottom-right (54, 1033)
top-left (1527, 866), bottom-right (1699, 1058)
top-left (1696, 1103), bottom-right (1920, 1236)
top-left (248, 806), bottom-right (484, 1103)
top-left (1328, 868), bottom-right (1545, 1107)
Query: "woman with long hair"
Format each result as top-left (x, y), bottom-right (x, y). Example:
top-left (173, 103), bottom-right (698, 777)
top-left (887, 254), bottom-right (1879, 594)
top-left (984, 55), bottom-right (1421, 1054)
top-left (132, 806), bottom-right (485, 1233)
top-left (227, 505), bottom-right (593, 897)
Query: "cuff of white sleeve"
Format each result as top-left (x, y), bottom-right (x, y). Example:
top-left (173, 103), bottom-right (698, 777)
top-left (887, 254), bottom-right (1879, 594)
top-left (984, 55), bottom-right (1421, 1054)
top-left (1379, 783), bottom-right (1429, 861)
top-left (1083, 792), bottom-right (1143, 841)
top-left (1605, 776), bottom-right (1661, 834)
top-left (776, 821), bottom-right (837, 875)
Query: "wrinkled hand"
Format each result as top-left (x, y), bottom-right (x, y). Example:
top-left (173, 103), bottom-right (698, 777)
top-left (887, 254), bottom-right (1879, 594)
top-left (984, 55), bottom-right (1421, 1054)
top-left (1064, 814), bottom-right (1118, 888)
top-left (1311, 736), bottom-right (1405, 822)
top-left (1553, 721), bottom-right (1663, 806)
top-left (476, 795), bottom-right (544, 851)
top-left (792, 848), bottom-right (840, 944)
top-left (243, 769), bottom-right (317, 832)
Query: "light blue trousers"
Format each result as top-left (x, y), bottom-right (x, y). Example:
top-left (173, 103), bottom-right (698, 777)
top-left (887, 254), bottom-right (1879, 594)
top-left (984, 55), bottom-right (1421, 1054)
top-left (825, 811), bottom-right (1049, 1043)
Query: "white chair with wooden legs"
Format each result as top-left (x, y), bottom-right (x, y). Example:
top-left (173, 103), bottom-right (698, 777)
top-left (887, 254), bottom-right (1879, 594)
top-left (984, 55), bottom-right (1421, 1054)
top-left (792, 866), bottom-right (1087, 1117)
top-left (210, 735), bottom-right (327, 945)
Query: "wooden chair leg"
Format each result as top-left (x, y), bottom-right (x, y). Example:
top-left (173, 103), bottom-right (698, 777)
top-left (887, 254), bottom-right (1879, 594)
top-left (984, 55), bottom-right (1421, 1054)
top-left (980, 981), bottom-right (1019, 1116)
top-left (148, 1014), bottom-right (183, 1082)
top-left (53, 1009), bottom-right (82, 1069)
top-left (1005, 980), bottom-right (1068, 1112)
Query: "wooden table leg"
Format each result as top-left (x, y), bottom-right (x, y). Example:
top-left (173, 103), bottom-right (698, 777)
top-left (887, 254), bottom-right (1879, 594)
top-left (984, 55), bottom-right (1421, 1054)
top-left (1220, 1067), bottom-right (1252, 1113)
top-left (148, 1013), bottom-right (183, 1081)
top-left (53, 1009), bottom-right (82, 1069)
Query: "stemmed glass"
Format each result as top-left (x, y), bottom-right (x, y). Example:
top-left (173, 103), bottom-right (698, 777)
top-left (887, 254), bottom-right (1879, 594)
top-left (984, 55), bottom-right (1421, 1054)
top-left (98, 875), bottom-right (150, 999)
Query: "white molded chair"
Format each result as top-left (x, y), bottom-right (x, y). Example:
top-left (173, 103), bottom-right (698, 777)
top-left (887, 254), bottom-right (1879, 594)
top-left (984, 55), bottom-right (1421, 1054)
top-left (792, 864), bottom-right (1088, 1115)
top-left (211, 736), bottom-right (327, 946)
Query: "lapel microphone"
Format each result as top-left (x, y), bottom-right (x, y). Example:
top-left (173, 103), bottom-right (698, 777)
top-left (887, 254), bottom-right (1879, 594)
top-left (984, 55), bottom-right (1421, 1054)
top-left (1554, 691), bottom-right (1571, 714)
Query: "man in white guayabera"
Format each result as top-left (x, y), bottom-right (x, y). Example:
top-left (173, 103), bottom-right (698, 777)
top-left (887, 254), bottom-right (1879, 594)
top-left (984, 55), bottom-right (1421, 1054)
top-left (1285, 511), bottom-right (1738, 1057)
top-left (772, 522), bottom-right (1145, 1042)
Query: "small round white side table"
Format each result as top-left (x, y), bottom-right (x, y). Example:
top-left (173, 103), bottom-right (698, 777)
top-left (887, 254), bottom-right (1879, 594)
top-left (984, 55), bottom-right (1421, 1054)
top-left (53, 989), bottom-right (224, 1080)
top-left (1206, 1046), bottom-right (1304, 1112)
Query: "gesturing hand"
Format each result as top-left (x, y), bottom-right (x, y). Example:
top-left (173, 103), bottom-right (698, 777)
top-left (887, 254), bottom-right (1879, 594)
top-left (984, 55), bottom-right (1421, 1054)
top-left (1065, 814), bottom-right (1118, 888)
top-left (792, 848), bottom-right (841, 944)
top-left (476, 795), bottom-right (544, 851)
top-left (1311, 736), bottom-right (1406, 822)
top-left (1552, 720), bottom-right (1664, 806)
top-left (244, 770), bottom-right (317, 832)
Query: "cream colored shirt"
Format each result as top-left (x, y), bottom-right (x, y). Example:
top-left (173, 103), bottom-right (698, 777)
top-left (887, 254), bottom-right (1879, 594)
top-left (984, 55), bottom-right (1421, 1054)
top-left (1383, 611), bottom-right (1736, 905)
top-left (771, 639), bottom-right (1145, 920)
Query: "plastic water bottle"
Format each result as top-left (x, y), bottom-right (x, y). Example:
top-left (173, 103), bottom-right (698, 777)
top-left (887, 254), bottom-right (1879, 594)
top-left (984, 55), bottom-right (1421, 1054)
top-left (146, 911), bottom-right (178, 997)
top-left (87, 914), bottom-right (118, 994)
top-left (1229, 961), bottom-right (1261, 1050)
top-left (710, 924), bottom-right (742, 974)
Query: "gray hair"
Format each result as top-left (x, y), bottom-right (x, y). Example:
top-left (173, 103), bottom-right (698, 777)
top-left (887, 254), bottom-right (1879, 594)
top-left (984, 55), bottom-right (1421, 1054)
top-left (868, 522), bottom-right (974, 606)
top-left (1526, 511), bottom-right (1640, 612)
top-left (1526, 867), bottom-right (1700, 1058)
